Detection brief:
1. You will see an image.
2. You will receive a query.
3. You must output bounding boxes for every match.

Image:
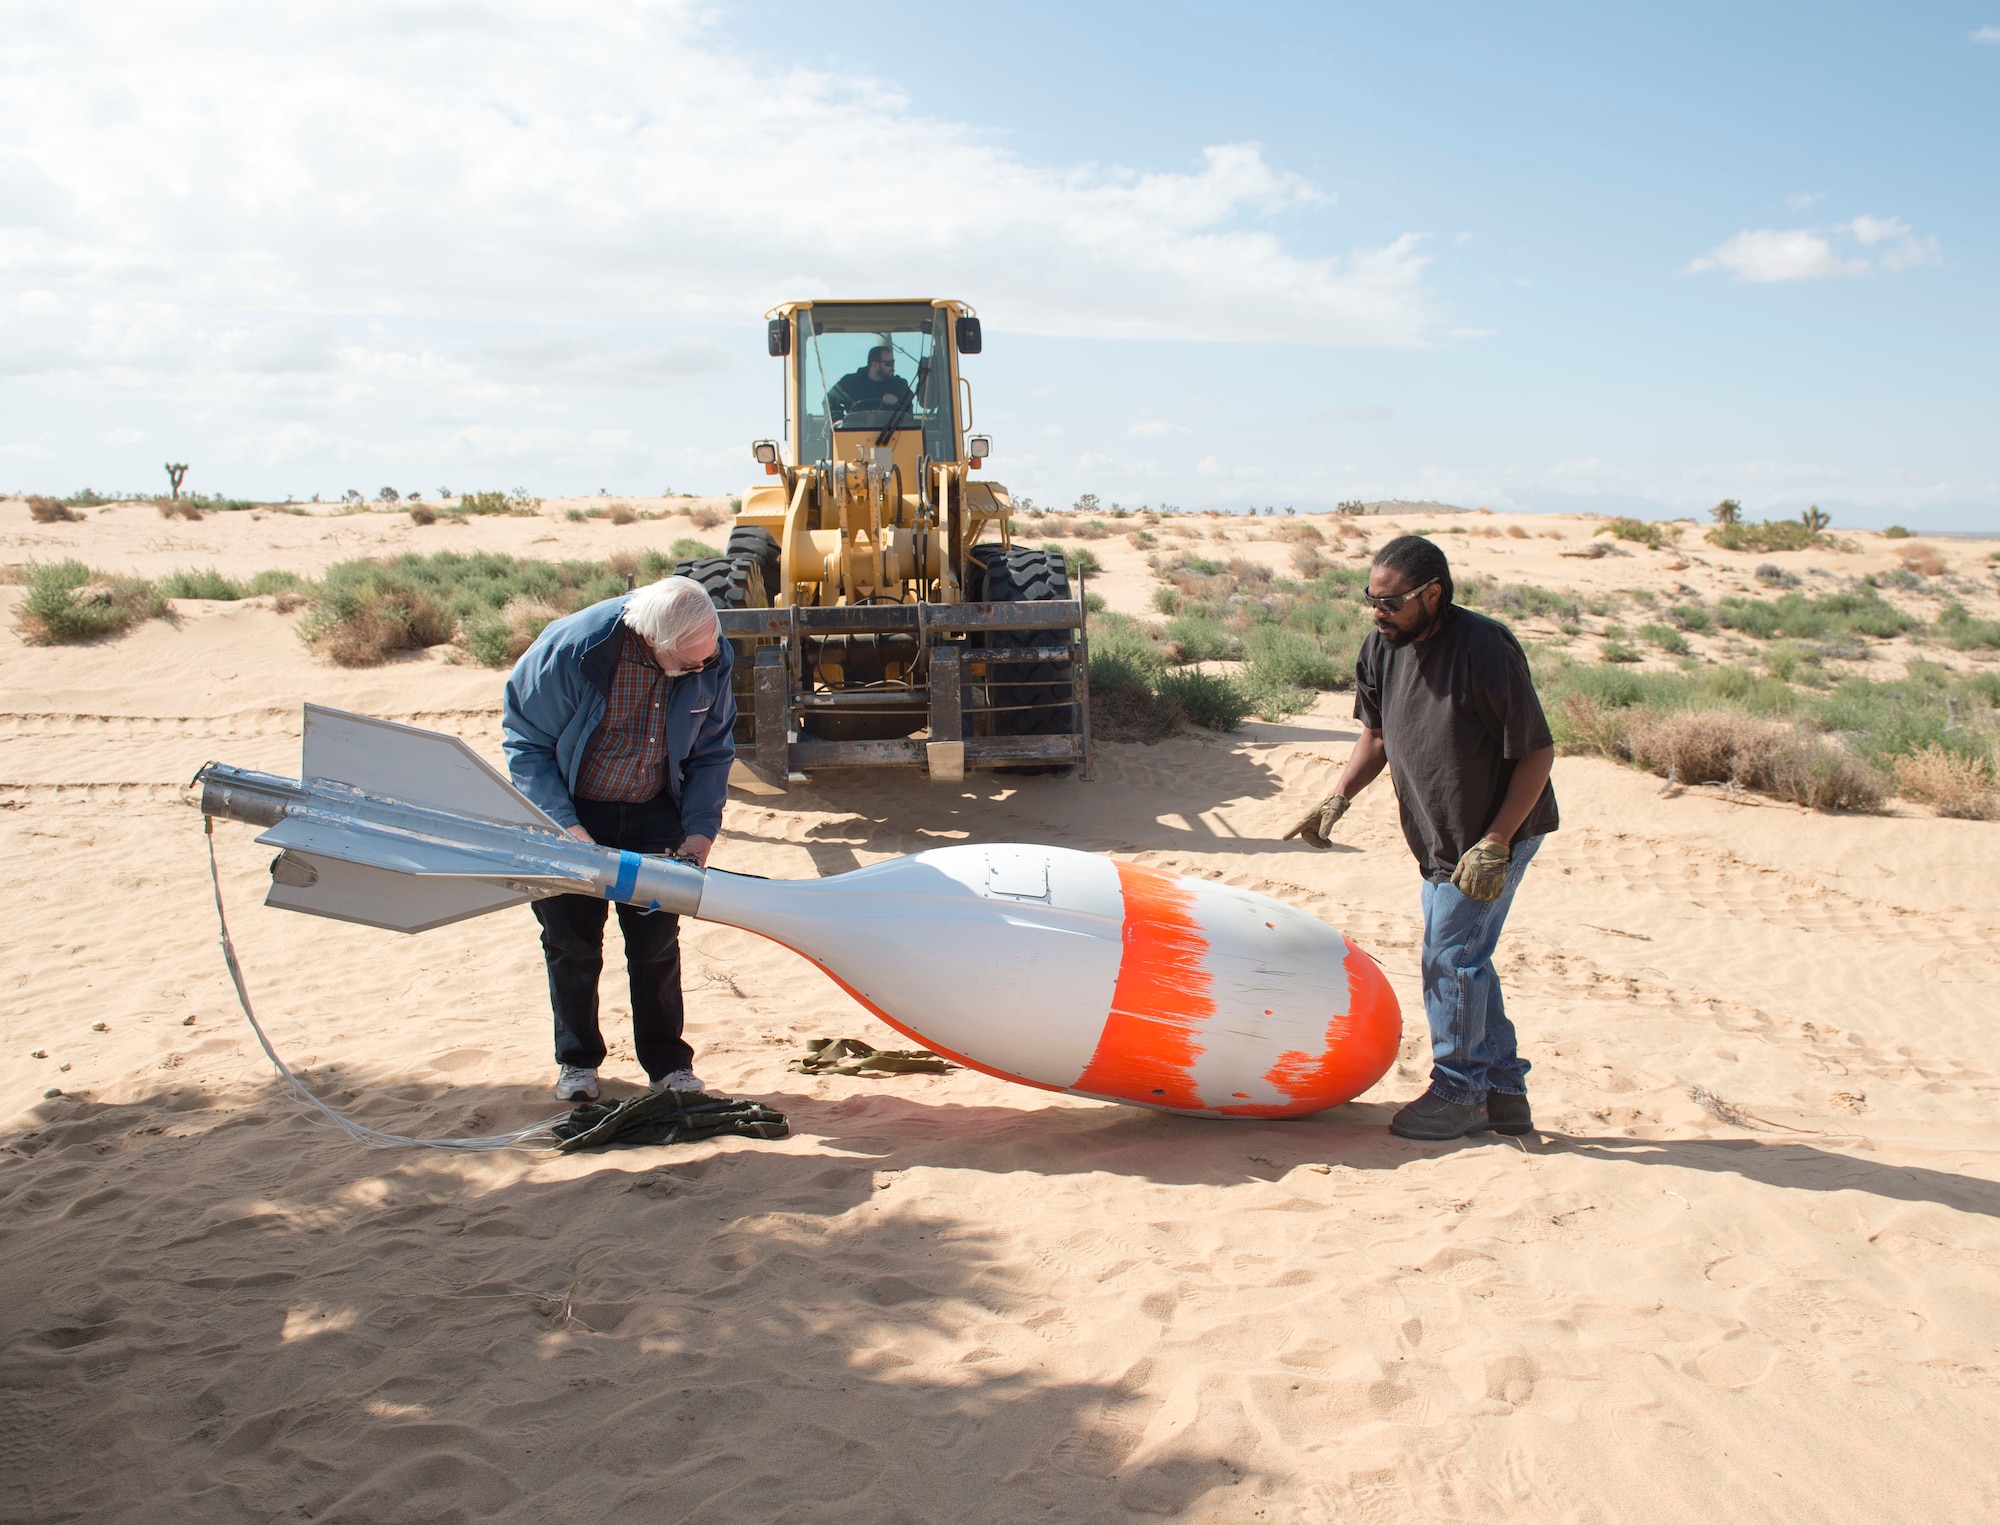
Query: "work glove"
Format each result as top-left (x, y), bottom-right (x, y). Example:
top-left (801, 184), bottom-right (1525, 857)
top-left (1450, 838), bottom-right (1511, 902)
top-left (1283, 792), bottom-right (1351, 849)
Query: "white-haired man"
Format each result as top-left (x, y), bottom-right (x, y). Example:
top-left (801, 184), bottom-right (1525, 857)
top-left (502, 576), bottom-right (736, 1102)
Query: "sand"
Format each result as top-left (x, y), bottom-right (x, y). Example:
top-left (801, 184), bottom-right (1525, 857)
top-left (3, 498), bottom-right (1998, 1522)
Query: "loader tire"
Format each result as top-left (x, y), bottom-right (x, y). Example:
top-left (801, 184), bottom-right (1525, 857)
top-left (674, 556), bottom-right (765, 746)
top-left (978, 548), bottom-right (1076, 768)
top-left (726, 526), bottom-right (781, 605)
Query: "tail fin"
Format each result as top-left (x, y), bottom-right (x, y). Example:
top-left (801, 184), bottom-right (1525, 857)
top-left (301, 704), bottom-right (560, 830)
top-left (265, 850), bottom-right (532, 934)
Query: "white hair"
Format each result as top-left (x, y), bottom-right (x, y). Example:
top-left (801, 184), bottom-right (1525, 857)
top-left (622, 574), bottom-right (720, 651)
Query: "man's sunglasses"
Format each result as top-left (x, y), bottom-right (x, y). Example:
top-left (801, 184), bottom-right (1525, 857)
top-left (1362, 577), bottom-right (1438, 614)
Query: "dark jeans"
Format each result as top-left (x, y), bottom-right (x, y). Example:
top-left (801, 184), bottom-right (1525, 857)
top-left (533, 789), bottom-right (693, 1083)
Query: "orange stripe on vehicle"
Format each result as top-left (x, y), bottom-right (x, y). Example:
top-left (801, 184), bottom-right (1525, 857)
top-left (1071, 861), bottom-right (1214, 1109)
top-left (1219, 940), bottom-right (1402, 1117)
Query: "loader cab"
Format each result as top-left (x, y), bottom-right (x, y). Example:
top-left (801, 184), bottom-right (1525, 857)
top-left (782, 300), bottom-right (968, 471)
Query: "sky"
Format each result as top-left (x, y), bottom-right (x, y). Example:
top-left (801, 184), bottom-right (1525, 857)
top-left (2, 1), bottom-right (1996, 527)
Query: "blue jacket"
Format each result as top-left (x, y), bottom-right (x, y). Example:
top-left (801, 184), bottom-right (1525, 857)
top-left (501, 594), bottom-right (736, 838)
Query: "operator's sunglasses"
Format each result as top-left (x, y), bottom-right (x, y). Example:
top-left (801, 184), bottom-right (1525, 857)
top-left (1362, 577), bottom-right (1438, 614)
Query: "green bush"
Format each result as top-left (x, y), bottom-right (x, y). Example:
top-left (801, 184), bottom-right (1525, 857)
top-left (1598, 517), bottom-right (1667, 550)
top-left (671, 538), bottom-right (720, 560)
top-left (1158, 669), bottom-right (1251, 732)
top-left (1044, 543), bottom-right (1102, 577)
top-left (1151, 586), bottom-right (1179, 615)
top-left (1164, 614), bottom-right (1241, 662)
top-left (1600, 639), bottom-right (1641, 664)
top-left (1637, 622), bottom-right (1690, 656)
top-left (1716, 591), bottom-right (1916, 642)
top-left (301, 551), bottom-right (625, 666)
top-left (1706, 519), bottom-right (1825, 553)
top-left (1088, 613), bottom-right (1168, 695)
top-left (1668, 602), bottom-right (1713, 633)
top-left (1936, 604), bottom-right (2000, 650)
top-left (1882, 525), bottom-right (1911, 539)
top-left (16, 560), bottom-right (168, 643)
top-left (1244, 624), bottom-right (1353, 690)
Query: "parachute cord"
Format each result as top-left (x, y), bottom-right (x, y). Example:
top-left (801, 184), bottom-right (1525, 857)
top-left (206, 823), bottom-right (564, 1151)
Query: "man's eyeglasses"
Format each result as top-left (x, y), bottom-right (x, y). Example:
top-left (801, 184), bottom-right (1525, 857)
top-left (1362, 578), bottom-right (1438, 614)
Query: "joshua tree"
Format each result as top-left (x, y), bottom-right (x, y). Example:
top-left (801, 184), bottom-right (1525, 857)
top-left (378, 486), bottom-right (400, 503)
top-left (1073, 493), bottom-right (1101, 515)
top-left (1801, 505), bottom-right (1831, 532)
top-left (1711, 498), bottom-right (1743, 526)
top-left (165, 462), bottom-right (189, 500)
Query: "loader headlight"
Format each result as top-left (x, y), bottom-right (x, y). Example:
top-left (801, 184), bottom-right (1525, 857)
top-left (752, 440), bottom-right (780, 470)
top-left (967, 435), bottom-right (991, 465)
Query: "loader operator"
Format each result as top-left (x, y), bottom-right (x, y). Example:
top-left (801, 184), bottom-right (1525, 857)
top-left (502, 576), bottom-right (736, 1104)
top-left (1284, 536), bottom-right (1558, 1143)
top-left (827, 345), bottom-right (913, 423)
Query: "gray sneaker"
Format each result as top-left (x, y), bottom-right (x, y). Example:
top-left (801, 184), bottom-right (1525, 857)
top-left (555, 1065), bottom-right (600, 1102)
top-left (649, 1069), bottom-right (707, 1095)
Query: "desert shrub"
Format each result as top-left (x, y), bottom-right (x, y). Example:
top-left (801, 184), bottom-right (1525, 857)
top-left (1290, 546), bottom-right (1326, 578)
top-left (409, 504), bottom-right (438, 526)
top-left (1755, 563), bottom-right (1800, 588)
top-left (27, 496), bottom-right (83, 523)
top-left (1935, 604), bottom-right (2000, 650)
top-left (1716, 591), bottom-right (1916, 642)
top-left (301, 551), bottom-right (624, 667)
top-left (1244, 624), bottom-right (1352, 690)
top-left (1069, 519), bottom-right (1111, 541)
top-left (1893, 745), bottom-right (1997, 819)
top-left (1619, 710), bottom-right (1886, 810)
top-left (1761, 641), bottom-right (1825, 685)
top-left (1272, 519), bottom-right (1324, 544)
top-left (1055, 545), bottom-right (1103, 577)
top-left (465, 597), bottom-right (566, 666)
top-left (683, 502), bottom-right (727, 530)
top-left (1598, 517), bottom-right (1667, 550)
top-left (1668, 602), bottom-right (1713, 633)
top-left (1706, 518), bottom-right (1825, 553)
top-left (1882, 525), bottom-right (1911, 539)
top-left (1505, 524), bottom-right (1529, 539)
top-left (63, 489), bottom-right (116, 508)
top-left (15, 561), bottom-right (168, 643)
top-left (157, 499), bottom-right (204, 521)
top-left (1637, 622), bottom-right (1690, 656)
top-left (1157, 669), bottom-right (1251, 732)
top-left (159, 567), bottom-right (243, 600)
top-left (1600, 639), bottom-right (1641, 664)
top-left (1481, 582), bottom-right (1581, 623)
top-left (1164, 614), bottom-right (1240, 662)
top-left (671, 538), bottom-right (720, 560)
top-left (458, 490), bottom-right (538, 516)
top-left (1151, 586), bottom-right (1179, 615)
top-left (1088, 612), bottom-right (1168, 695)
top-left (1899, 544), bottom-right (1947, 576)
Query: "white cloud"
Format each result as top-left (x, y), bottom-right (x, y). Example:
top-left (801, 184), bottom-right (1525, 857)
top-left (1688, 229), bottom-right (1863, 282)
top-left (1, 443), bottom-right (55, 458)
top-left (1971, 25), bottom-right (2000, 43)
top-left (1784, 191), bottom-right (1825, 211)
top-left (1127, 418), bottom-right (1189, 437)
top-left (1688, 214), bottom-right (1938, 282)
top-left (0, 0), bottom-right (1438, 421)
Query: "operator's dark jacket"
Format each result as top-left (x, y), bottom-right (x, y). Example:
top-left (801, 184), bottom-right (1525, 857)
top-left (501, 595), bottom-right (735, 839)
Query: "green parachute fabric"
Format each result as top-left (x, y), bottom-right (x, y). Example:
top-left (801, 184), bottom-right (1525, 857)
top-left (553, 1089), bottom-right (789, 1153)
top-left (788, 1037), bottom-right (955, 1077)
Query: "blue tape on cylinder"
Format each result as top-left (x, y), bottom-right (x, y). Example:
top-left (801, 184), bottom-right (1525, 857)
top-left (610, 849), bottom-right (640, 902)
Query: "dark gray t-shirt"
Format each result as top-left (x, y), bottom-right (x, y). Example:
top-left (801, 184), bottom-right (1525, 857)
top-left (1354, 605), bottom-right (1559, 881)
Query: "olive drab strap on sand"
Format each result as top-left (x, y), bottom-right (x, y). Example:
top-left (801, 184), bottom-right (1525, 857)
top-left (205, 823), bottom-right (567, 1151)
top-left (788, 1037), bottom-right (955, 1077)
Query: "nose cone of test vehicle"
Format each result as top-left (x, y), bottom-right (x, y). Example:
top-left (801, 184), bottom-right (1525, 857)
top-left (694, 843), bottom-right (1400, 1119)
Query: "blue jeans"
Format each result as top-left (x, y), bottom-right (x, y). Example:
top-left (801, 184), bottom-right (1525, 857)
top-left (1418, 835), bottom-right (1543, 1104)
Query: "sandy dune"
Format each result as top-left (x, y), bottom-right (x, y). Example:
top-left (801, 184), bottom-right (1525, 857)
top-left (3, 500), bottom-right (1998, 1522)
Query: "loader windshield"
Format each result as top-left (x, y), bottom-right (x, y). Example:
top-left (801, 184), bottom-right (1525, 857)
top-left (797, 304), bottom-right (955, 463)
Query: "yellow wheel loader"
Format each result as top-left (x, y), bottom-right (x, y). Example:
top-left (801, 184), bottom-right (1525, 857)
top-left (675, 298), bottom-right (1092, 786)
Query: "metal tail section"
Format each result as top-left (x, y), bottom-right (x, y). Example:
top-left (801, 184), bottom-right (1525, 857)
top-left (301, 704), bottom-right (561, 829)
top-left (264, 850), bottom-right (531, 933)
